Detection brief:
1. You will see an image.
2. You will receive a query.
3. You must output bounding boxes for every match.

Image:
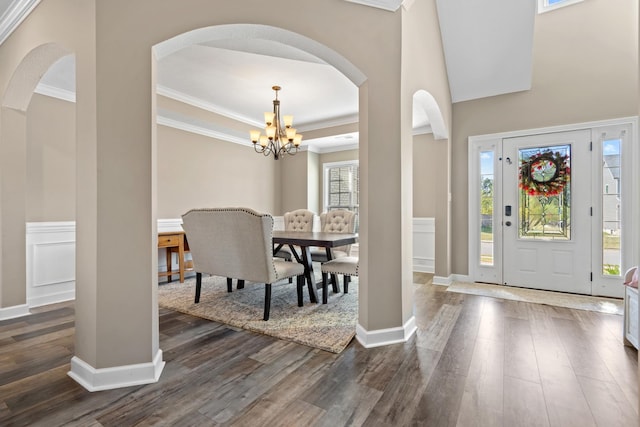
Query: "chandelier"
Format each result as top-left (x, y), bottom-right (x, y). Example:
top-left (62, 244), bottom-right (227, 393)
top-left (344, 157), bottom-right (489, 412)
top-left (250, 85), bottom-right (302, 160)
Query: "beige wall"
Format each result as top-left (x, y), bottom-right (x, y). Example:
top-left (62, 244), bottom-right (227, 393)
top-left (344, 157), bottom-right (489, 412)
top-left (451, 0), bottom-right (639, 275)
top-left (158, 126), bottom-right (277, 218)
top-left (279, 151), bottom-right (310, 215)
top-left (26, 94), bottom-right (76, 221)
top-left (25, 97), bottom-right (443, 221)
top-left (24, 95), bottom-right (279, 220)
top-left (413, 133), bottom-right (444, 218)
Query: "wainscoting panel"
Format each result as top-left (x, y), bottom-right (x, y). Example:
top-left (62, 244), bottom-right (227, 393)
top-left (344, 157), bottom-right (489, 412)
top-left (25, 217), bottom-right (435, 307)
top-left (26, 222), bottom-right (76, 307)
top-left (413, 218), bottom-right (435, 273)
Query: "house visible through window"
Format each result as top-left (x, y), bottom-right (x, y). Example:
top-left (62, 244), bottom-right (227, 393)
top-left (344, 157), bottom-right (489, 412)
top-left (323, 160), bottom-right (359, 231)
top-left (538, 0), bottom-right (584, 14)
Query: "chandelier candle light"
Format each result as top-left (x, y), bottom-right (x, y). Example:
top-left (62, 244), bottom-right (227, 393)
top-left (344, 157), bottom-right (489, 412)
top-left (250, 85), bottom-right (302, 160)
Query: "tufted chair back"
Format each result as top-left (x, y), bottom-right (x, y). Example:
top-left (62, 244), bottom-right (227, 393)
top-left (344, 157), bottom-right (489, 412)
top-left (319, 209), bottom-right (357, 256)
top-left (283, 209), bottom-right (315, 232)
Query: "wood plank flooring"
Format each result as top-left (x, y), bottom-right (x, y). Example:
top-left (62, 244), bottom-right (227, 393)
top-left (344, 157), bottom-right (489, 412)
top-left (0, 276), bottom-right (637, 426)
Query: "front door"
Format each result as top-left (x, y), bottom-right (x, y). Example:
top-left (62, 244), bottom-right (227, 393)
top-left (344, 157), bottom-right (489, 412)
top-left (502, 130), bottom-right (592, 294)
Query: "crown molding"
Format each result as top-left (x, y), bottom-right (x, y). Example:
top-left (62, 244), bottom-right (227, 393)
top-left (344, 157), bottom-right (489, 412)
top-left (156, 115), bottom-right (249, 146)
top-left (34, 83), bottom-right (76, 102)
top-left (156, 85), bottom-right (263, 128)
top-left (344, 0), bottom-right (413, 12)
top-left (0, 0), bottom-right (41, 46)
top-left (309, 142), bottom-right (359, 154)
top-left (413, 124), bottom-right (433, 136)
top-left (297, 113), bottom-right (359, 133)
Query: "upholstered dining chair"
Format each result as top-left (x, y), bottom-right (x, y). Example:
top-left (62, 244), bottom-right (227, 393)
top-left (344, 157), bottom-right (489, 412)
top-left (310, 209), bottom-right (357, 295)
top-left (320, 256), bottom-right (358, 304)
top-left (274, 208), bottom-right (315, 261)
top-left (310, 209), bottom-right (357, 262)
top-left (181, 207), bottom-right (306, 321)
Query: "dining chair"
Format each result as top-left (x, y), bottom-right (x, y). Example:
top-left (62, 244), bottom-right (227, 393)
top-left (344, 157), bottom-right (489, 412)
top-left (274, 208), bottom-right (315, 261)
top-left (310, 209), bottom-right (357, 293)
top-left (310, 209), bottom-right (357, 262)
top-left (181, 207), bottom-right (306, 320)
top-left (320, 256), bottom-right (358, 304)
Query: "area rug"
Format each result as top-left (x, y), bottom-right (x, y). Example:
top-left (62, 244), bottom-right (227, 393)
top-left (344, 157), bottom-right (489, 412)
top-left (447, 281), bottom-right (623, 315)
top-left (158, 274), bottom-right (358, 353)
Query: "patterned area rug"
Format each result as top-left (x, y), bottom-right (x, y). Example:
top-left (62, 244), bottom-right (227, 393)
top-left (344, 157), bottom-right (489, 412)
top-left (447, 281), bottom-right (623, 315)
top-left (158, 274), bottom-right (357, 353)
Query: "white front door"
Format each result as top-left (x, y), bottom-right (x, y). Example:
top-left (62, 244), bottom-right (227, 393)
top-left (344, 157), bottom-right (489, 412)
top-left (502, 130), bottom-right (592, 294)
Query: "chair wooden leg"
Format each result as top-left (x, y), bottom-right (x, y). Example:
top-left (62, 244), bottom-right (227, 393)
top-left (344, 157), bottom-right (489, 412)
top-left (263, 283), bottom-right (272, 321)
top-left (330, 273), bottom-right (339, 293)
top-left (226, 277), bottom-right (233, 293)
top-left (195, 272), bottom-right (202, 303)
top-left (305, 271), bottom-right (317, 304)
top-left (237, 279), bottom-right (245, 289)
top-left (322, 272), bottom-right (329, 304)
top-left (297, 275), bottom-right (304, 307)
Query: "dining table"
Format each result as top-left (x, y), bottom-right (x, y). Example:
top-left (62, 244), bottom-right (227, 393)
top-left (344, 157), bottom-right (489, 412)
top-left (272, 230), bottom-right (358, 304)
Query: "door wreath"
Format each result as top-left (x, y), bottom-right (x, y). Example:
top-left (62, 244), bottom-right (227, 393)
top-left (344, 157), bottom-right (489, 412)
top-left (519, 150), bottom-right (570, 196)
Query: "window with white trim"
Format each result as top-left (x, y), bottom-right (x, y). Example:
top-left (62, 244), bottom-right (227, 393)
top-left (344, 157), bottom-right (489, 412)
top-left (323, 160), bottom-right (359, 230)
top-left (538, 0), bottom-right (584, 14)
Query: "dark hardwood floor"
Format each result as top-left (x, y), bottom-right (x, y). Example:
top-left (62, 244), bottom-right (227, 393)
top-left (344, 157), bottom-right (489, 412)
top-left (0, 275), bottom-right (637, 426)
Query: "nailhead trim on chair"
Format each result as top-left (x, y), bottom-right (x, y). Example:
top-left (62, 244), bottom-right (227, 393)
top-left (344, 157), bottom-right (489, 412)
top-left (321, 256), bottom-right (359, 276)
top-left (183, 207), bottom-right (304, 320)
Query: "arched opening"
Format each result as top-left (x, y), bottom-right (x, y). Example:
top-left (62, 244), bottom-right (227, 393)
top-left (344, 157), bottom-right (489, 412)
top-left (1, 42), bottom-right (73, 315)
top-left (412, 89), bottom-right (450, 279)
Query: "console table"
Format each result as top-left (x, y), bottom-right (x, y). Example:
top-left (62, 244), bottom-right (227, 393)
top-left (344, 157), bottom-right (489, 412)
top-left (158, 231), bottom-right (189, 283)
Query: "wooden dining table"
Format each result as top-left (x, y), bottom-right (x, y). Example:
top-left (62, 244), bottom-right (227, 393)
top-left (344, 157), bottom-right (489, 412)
top-left (272, 230), bottom-right (358, 304)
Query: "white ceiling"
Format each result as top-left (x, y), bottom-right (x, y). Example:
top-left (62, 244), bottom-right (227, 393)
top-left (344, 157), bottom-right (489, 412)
top-left (0, 0), bottom-right (537, 151)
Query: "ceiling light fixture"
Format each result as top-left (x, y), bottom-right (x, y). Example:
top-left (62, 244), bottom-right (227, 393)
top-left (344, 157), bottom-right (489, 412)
top-left (250, 85), bottom-right (302, 160)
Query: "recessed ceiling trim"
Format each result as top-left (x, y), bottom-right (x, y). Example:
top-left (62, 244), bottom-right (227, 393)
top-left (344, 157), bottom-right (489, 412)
top-left (0, 0), bottom-right (41, 46)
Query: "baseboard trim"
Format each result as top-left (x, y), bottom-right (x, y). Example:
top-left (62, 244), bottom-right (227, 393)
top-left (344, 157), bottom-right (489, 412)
top-left (28, 290), bottom-right (75, 308)
top-left (68, 349), bottom-right (165, 392)
top-left (355, 316), bottom-right (417, 348)
top-left (0, 304), bottom-right (30, 321)
top-left (433, 274), bottom-right (471, 286)
top-left (452, 274), bottom-right (470, 283)
top-left (433, 275), bottom-right (452, 286)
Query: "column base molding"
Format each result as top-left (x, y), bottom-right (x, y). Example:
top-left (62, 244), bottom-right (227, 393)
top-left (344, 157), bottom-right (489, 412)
top-left (355, 316), bottom-right (416, 348)
top-left (68, 349), bottom-right (165, 392)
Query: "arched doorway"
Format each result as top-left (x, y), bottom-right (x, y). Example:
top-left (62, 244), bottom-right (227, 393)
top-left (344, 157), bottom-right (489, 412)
top-left (0, 42), bottom-right (73, 317)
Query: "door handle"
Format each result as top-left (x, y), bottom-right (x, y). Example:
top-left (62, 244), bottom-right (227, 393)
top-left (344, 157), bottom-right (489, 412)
top-left (505, 221), bottom-right (512, 227)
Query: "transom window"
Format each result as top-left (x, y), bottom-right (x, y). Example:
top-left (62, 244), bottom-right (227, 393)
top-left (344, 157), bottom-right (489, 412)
top-left (538, 0), bottom-right (584, 14)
